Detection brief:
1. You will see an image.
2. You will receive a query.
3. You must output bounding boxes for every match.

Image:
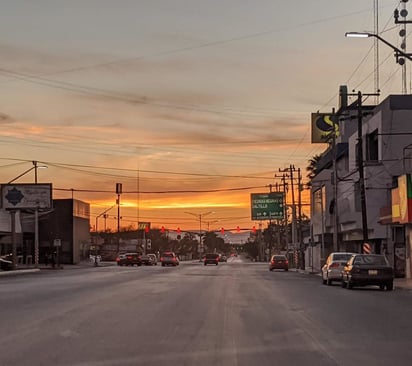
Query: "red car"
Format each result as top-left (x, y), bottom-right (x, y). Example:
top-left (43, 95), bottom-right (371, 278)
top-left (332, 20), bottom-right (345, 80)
top-left (160, 252), bottom-right (179, 267)
top-left (269, 254), bottom-right (289, 271)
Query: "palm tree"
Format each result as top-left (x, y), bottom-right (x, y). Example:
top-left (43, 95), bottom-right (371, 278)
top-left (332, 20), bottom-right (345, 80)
top-left (306, 154), bottom-right (322, 187)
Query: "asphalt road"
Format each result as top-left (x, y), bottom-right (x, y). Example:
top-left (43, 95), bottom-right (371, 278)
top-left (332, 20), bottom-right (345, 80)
top-left (1, 257), bottom-right (412, 366)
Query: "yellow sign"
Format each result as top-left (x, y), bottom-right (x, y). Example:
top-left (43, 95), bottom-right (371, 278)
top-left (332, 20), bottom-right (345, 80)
top-left (311, 113), bottom-right (339, 143)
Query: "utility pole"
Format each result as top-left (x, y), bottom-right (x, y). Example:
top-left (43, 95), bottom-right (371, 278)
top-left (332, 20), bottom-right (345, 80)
top-left (356, 91), bottom-right (369, 246)
top-left (332, 108), bottom-right (339, 252)
top-left (273, 177), bottom-right (287, 255)
top-left (297, 167), bottom-right (304, 269)
top-left (279, 166), bottom-right (298, 265)
top-left (279, 165), bottom-right (297, 266)
top-left (347, 90), bottom-right (379, 249)
top-left (116, 183), bottom-right (122, 253)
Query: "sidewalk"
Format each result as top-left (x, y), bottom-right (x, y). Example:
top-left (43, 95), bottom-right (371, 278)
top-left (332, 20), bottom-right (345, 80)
top-left (0, 261), bottom-right (116, 277)
top-left (295, 268), bottom-right (412, 290)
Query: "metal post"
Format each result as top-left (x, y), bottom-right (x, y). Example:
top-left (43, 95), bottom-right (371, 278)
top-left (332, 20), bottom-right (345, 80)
top-left (34, 161), bottom-right (39, 268)
top-left (117, 194), bottom-right (120, 233)
top-left (11, 210), bottom-right (17, 270)
top-left (320, 187), bottom-right (325, 266)
top-left (34, 208), bottom-right (39, 267)
top-left (357, 91), bottom-right (369, 246)
top-left (332, 110), bottom-right (339, 252)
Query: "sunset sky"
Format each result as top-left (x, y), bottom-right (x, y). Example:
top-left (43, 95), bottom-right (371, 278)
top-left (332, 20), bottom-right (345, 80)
top-left (0, 1), bottom-right (407, 232)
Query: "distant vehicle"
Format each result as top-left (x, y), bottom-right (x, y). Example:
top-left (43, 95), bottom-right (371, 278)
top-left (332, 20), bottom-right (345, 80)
top-left (269, 254), bottom-right (289, 271)
top-left (147, 253), bottom-right (158, 265)
top-left (0, 254), bottom-right (13, 271)
top-left (203, 253), bottom-right (219, 266)
top-left (116, 253), bottom-right (142, 266)
top-left (141, 254), bottom-right (157, 266)
top-left (341, 254), bottom-right (394, 291)
top-left (321, 252), bottom-right (355, 285)
top-left (160, 252), bottom-right (179, 267)
top-left (219, 254), bottom-right (227, 262)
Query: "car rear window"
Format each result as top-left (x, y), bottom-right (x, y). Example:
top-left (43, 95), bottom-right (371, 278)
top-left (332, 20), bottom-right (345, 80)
top-left (333, 254), bottom-right (353, 261)
top-left (205, 254), bottom-right (218, 259)
top-left (273, 255), bottom-right (287, 260)
top-left (163, 253), bottom-right (174, 258)
top-left (354, 255), bottom-right (388, 265)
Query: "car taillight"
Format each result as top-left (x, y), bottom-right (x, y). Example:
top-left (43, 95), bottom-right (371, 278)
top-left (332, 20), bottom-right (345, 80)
top-left (116, 257), bottom-right (120, 262)
top-left (271, 260), bottom-right (275, 264)
top-left (285, 260), bottom-right (289, 264)
top-left (160, 257), bottom-right (164, 262)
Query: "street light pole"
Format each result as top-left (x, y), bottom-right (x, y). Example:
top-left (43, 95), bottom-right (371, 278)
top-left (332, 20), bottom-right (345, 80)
top-left (345, 32), bottom-right (412, 63)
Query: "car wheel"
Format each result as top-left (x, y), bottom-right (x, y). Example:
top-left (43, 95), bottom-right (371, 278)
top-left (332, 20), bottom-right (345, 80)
top-left (386, 282), bottom-right (394, 291)
top-left (162, 263), bottom-right (165, 267)
top-left (379, 284), bottom-right (385, 291)
top-left (326, 276), bottom-right (332, 286)
top-left (269, 268), bottom-right (273, 271)
top-left (285, 268), bottom-right (288, 271)
top-left (204, 263), bottom-right (207, 266)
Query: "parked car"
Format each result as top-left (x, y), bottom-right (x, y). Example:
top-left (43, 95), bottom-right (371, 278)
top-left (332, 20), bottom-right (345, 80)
top-left (322, 252), bottom-right (355, 285)
top-left (203, 253), bottom-right (219, 266)
top-left (269, 254), bottom-right (289, 271)
top-left (160, 252), bottom-right (179, 266)
top-left (219, 254), bottom-right (227, 262)
top-left (341, 254), bottom-right (394, 291)
top-left (0, 254), bottom-right (13, 271)
top-left (141, 254), bottom-right (157, 266)
top-left (116, 252), bottom-right (142, 266)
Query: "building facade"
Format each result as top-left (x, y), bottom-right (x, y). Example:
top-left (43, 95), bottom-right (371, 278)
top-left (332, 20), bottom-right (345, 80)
top-left (308, 94), bottom-right (412, 278)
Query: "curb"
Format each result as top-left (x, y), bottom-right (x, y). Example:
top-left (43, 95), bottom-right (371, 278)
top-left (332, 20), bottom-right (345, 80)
top-left (0, 269), bottom-right (40, 277)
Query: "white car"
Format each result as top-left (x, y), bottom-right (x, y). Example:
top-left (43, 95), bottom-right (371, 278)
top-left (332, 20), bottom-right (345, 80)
top-left (322, 252), bottom-right (355, 285)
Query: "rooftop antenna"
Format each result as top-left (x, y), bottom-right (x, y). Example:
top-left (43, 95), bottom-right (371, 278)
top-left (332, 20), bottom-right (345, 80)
top-left (374, 0), bottom-right (380, 103)
top-left (394, 0), bottom-right (411, 94)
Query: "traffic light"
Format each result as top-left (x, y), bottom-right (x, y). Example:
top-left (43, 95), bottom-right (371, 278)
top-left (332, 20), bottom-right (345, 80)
top-left (236, 226), bottom-right (240, 232)
top-left (145, 225), bottom-right (149, 233)
top-left (252, 226), bottom-right (257, 233)
top-left (220, 227), bottom-right (225, 234)
top-left (161, 226), bottom-right (165, 233)
top-left (177, 227), bottom-right (181, 234)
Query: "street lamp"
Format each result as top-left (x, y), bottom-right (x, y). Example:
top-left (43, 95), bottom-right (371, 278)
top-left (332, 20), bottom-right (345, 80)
top-left (7, 161), bottom-right (48, 268)
top-left (184, 211), bottom-right (214, 257)
top-left (345, 32), bottom-right (412, 64)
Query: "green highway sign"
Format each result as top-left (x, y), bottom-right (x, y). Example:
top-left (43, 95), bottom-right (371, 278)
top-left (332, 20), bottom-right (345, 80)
top-left (250, 192), bottom-right (284, 220)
